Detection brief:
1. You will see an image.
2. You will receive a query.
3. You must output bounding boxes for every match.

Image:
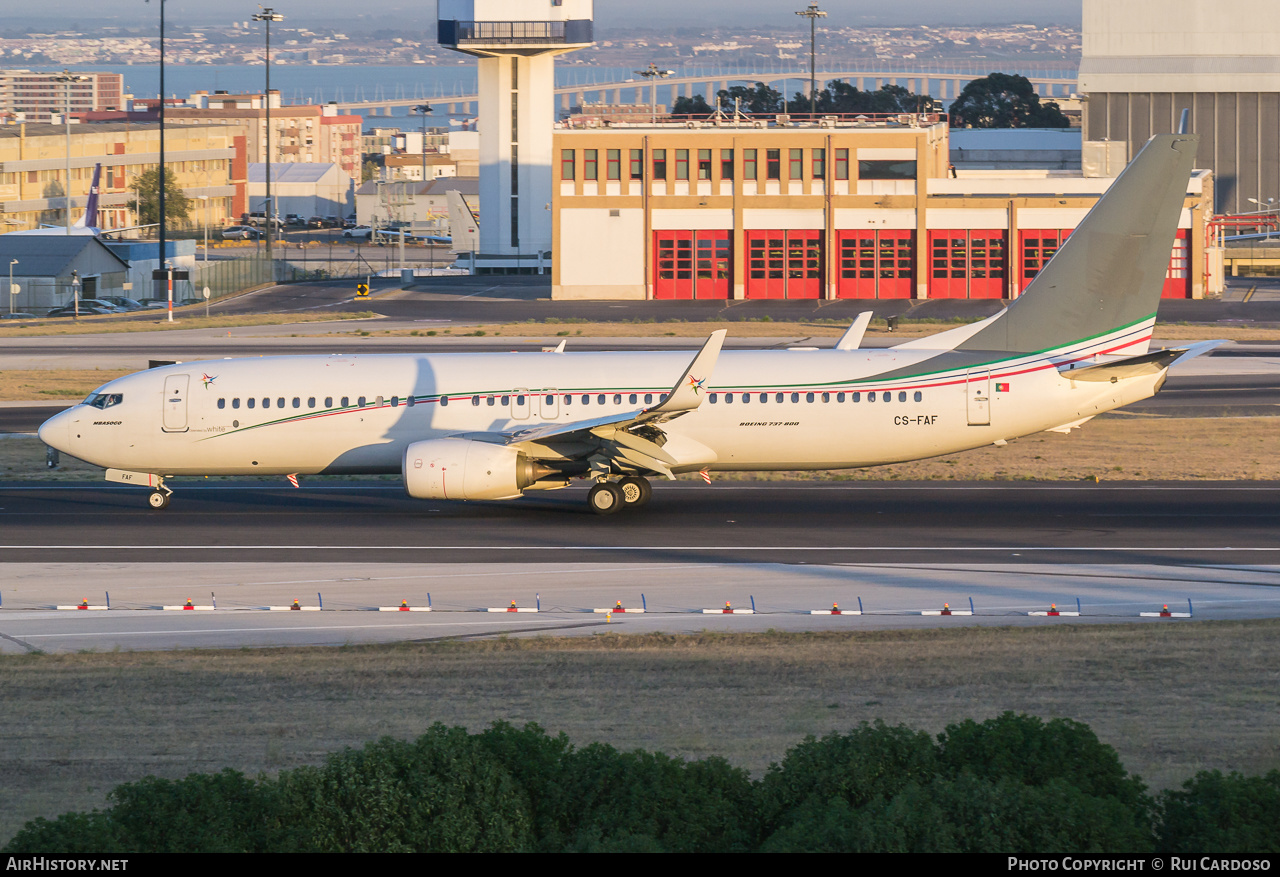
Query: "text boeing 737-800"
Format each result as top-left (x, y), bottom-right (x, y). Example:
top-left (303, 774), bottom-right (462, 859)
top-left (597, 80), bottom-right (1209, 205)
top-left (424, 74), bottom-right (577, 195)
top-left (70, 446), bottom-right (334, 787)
top-left (39, 134), bottom-right (1217, 515)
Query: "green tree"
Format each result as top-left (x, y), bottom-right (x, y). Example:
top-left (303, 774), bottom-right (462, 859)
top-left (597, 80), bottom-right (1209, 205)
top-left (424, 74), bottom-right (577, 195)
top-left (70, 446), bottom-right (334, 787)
top-left (361, 158), bottom-right (379, 182)
top-left (1157, 770), bottom-right (1280, 854)
top-left (791, 81), bottom-right (938, 116)
top-left (671, 94), bottom-right (713, 116)
top-left (127, 166), bottom-right (191, 227)
top-left (949, 72), bottom-right (1071, 129)
top-left (716, 82), bottom-right (783, 115)
top-left (275, 726), bottom-right (534, 853)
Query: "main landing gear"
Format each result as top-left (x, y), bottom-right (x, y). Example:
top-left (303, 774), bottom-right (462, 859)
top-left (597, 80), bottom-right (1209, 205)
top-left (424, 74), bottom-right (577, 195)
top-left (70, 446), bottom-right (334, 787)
top-left (588, 476), bottom-right (652, 516)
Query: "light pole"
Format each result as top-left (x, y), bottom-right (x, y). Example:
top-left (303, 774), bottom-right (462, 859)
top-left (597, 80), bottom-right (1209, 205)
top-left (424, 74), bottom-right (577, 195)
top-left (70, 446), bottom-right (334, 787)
top-left (54, 71), bottom-right (88, 234)
top-left (199, 194), bottom-right (209, 262)
top-left (253, 7), bottom-right (284, 265)
top-left (795, 3), bottom-right (826, 117)
top-left (8, 259), bottom-right (17, 317)
top-left (635, 64), bottom-right (674, 123)
top-left (151, 0), bottom-right (168, 284)
top-left (413, 104), bottom-right (432, 183)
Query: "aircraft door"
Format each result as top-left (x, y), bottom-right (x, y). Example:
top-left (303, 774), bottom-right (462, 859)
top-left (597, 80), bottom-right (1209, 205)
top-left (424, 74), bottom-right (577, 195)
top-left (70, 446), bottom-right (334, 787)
top-left (966, 369), bottom-right (991, 426)
top-left (540, 389), bottom-right (559, 420)
top-left (511, 389), bottom-right (530, 421)
top-left (162, 374), bottom-right (190, 433)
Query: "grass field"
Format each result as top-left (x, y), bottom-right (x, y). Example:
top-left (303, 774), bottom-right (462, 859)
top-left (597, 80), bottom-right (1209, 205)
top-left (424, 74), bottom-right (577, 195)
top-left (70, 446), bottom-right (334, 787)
top-left (340, 319), bottom-right (1280, 342)
top-left (0, 312), bottom-right (377, 338)
top-left (1, 621), bottom-right (1276, 844)
top-left (5, 415), bottom-right (1279, 483)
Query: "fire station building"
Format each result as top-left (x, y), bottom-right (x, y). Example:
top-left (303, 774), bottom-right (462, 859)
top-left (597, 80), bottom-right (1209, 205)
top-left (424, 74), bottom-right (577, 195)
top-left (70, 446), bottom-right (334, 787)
top-left (550, 115), bottom-right (1213, 301)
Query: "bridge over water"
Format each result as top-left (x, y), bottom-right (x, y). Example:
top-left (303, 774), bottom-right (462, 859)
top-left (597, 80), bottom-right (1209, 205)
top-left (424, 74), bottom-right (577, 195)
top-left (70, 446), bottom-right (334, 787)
top-left (332, 69), bottom-right (1078, 117)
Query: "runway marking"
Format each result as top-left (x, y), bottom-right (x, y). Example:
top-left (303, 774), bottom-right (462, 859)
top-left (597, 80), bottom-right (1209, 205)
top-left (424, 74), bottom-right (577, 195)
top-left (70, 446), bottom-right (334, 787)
top-left (13, 619), bottom-right (577, 639)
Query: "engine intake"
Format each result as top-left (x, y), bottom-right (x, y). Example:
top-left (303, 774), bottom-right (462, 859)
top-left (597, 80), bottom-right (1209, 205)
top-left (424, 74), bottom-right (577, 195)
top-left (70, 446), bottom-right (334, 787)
top-left (402, 438), bottom-right (553, 500)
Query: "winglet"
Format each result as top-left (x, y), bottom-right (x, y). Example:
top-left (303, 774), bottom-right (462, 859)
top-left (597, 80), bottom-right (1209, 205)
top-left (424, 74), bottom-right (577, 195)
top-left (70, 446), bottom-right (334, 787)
top-left (642, 329), bottom-right (727, 418)
top-left (835, 311), bottom-right (873, 350)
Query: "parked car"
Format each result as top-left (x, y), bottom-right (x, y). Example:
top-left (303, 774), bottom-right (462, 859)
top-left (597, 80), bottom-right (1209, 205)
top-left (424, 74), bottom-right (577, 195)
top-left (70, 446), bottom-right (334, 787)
top-left (221, 226), bottom-right (263, 241)
top-left (343, 226), bottom-right (374, 240)
top-left (307, 215), bottom-right (327, 228)
top-left (343, 214), bottom-right (357, 229)
top-left (324, 215), bottom-right (343, 228)
top-left (46, 304), bottom-right (114, 317)
top-left (98, 296), bottom-right (145, 311)
top-left (241, 209), bottom-right (285, 227)
top-left (136, 298), bottom-right (170, 309)
top-left (285, 213), bottom-right (305, 227)
top-left (77, 299), bottom-right (128, 312)
top-left (1, 312), bottom-right (37, 320)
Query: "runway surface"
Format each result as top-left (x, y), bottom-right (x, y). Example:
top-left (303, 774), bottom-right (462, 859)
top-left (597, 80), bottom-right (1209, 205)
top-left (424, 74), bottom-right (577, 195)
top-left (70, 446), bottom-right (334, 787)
top-left (3, 481), bottom-right (1278, 565)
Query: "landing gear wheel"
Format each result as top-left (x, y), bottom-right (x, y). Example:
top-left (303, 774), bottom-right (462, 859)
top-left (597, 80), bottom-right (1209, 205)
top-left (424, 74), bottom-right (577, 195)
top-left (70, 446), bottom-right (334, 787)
top-left (147, 490), bottom-right (171, 510)
top-left (588, 482), bottom-right (624, 516)
top-left (618, 476), bottom-right (652, 507)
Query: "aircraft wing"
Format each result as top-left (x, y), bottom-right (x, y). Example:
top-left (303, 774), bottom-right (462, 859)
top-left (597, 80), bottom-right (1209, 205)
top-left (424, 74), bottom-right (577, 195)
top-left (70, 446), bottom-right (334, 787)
top-left (454, 330), bottom-right (727, 479)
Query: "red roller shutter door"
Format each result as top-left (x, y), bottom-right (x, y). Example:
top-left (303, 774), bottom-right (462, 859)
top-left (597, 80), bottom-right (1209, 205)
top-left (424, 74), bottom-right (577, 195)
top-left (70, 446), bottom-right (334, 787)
top-left (654, 230), bottom-right (730, 299)
top-left (745, 230), bottom-right (822, 299)
top-left (928, 230), bottom-right (1007, 299)
top-left (1019, 229), bottom-right (1070, 293)
top-left (1162, 229), bottom-right (1191, 299)
top-left (836, 230), bottom-right (914, 298)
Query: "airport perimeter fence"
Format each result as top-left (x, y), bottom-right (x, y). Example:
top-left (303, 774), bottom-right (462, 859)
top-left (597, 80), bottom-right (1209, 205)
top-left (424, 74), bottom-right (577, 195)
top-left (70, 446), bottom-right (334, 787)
top-left (191, 258), bottom-right (277, 302)
top-left (188, 249), bottom-right (458, 303)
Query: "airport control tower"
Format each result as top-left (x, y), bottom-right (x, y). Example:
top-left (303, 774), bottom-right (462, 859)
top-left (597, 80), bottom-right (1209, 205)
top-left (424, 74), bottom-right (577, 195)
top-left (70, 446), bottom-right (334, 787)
top-left (438, 1), bottom-right (594, 272)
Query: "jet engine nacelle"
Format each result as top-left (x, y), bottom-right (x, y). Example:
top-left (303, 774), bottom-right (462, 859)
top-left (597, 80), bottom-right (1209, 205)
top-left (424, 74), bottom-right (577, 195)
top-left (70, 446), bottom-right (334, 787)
top-left (402, 438), bottom-right (545, 501)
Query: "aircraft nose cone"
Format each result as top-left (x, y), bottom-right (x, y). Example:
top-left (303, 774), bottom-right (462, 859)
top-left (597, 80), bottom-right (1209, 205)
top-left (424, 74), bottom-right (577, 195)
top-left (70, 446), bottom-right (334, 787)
top-left (38, 409), bottom-right (70, 453)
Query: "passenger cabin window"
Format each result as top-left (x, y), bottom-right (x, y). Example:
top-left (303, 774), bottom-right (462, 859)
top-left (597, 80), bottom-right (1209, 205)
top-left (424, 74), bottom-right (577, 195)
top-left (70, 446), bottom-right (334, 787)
top-left (276, 397), bottom-right (285, 408)
top-left (232, 398), bottom-right (240, 409)
top-left (358, 396), bottom-right (367, 407)
top-left (292, 397), bottom-right (301, 408)
top-left (217, 398), bottom-right (226, 409)
top-left (440, 396), bottom-right (449, 407)
top-left (325, 397), bottom-right (333, 407)
top-left (914, 391), bottom-right (923, 402)
top-left (341, 397), bottom-right (349, 407)
top-left (308, 397), bottom-right (316, 409)
top-left (248, 398), bottom-right (256, 409)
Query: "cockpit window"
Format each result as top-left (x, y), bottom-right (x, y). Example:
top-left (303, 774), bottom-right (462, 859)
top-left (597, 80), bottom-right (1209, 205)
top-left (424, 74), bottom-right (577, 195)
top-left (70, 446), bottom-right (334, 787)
top-left (85, 393), bottom-right (123, 409)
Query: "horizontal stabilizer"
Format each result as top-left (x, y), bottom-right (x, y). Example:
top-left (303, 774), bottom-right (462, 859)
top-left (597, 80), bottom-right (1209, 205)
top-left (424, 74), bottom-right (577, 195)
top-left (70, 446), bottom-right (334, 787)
top-left (1058, 342), bottom-right (1223, 382)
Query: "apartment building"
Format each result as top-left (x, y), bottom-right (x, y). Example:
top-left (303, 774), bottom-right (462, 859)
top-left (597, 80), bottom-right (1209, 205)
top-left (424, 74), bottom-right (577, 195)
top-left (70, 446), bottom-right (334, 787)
top-left (0, 121), bottom-right (247, 232)
top-left (0, 69), bottom-right (124, 123)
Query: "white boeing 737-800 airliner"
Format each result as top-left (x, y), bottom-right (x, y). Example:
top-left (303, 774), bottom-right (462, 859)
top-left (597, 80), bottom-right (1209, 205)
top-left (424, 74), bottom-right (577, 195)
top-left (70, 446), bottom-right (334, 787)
top-left (39, 134), bottom-right (1215, 514)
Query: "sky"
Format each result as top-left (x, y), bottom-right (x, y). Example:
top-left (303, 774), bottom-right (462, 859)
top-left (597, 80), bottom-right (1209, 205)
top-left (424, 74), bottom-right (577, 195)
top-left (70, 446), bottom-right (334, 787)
top-left (1, 1), bottom-right (1083, 30)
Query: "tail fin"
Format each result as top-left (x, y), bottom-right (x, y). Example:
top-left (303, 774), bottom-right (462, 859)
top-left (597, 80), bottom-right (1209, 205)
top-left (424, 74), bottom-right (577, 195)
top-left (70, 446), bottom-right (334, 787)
top-left (446, 188), bottom-right (478, 255)
top-left (955, 134), bottom-right (1198, 354)
top-left (72, 163), bottom-right (101, 230)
